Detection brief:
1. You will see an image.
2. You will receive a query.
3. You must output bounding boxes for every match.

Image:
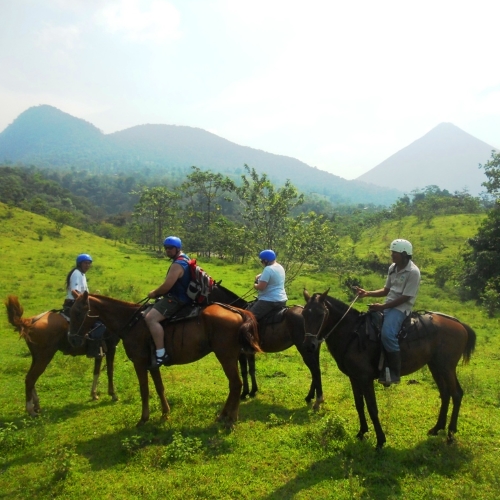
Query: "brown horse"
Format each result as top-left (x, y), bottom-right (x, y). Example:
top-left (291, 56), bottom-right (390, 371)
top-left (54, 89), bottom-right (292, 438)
top-left (302, 290), bottom-right (477, 448)
top-left (4, 295), bottom-right (120, 417)
top-left (209, 283), bottom-right (324, 409)
top-left (69, 291), bottom-right (261, 425)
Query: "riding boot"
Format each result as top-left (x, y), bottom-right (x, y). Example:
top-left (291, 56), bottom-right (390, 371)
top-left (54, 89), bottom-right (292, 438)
top-left (379, 351), bottom-right (401, 387)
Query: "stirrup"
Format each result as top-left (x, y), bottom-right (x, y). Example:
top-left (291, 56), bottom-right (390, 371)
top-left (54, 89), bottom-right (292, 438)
top-left (149, 353), bottom-right (169, 370)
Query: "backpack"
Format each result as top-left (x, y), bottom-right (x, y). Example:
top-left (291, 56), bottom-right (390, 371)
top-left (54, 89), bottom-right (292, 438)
top-left (176, 256), bottom-right (215, 304)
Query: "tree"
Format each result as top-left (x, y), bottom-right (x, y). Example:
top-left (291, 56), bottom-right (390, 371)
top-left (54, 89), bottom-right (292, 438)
top-left (235, 165), bottom-right (304, 251)
top-left (460, 151), bottom-right (500, 310)
top-left (132, 186), bottom-right (180, 251)
top-left (180, 167), bottom-right (235, 256)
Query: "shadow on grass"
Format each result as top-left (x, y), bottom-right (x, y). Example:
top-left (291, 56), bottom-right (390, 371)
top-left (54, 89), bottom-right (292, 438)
top-left (262, 435), bottom-right (474, 500)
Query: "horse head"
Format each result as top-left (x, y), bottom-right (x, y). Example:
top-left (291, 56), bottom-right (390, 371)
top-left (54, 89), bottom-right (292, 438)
top-left (302, 289), bottom-right (330, 353)
top-left (67, 290), bottom-right (94, 347)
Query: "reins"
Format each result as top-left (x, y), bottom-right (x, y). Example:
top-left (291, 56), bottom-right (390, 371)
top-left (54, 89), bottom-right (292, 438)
top-left (308, 295), bottom-right (359, 342)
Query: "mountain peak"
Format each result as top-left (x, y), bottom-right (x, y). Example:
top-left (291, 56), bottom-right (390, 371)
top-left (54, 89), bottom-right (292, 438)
top-left (356, 123), bottom-right (497, 195)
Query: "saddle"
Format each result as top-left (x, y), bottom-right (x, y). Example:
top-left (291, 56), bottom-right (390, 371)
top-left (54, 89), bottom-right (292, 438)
top-left (257, 306), bottom-right (288, 327)
top-left (356, 310), bottom-right (438, 350)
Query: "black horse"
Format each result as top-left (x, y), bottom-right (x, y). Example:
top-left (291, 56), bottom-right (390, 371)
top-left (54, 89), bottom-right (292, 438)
top-left (302, 290), bottom-right (476, 448)
top-left (209, 283), bottom-right (324, 409)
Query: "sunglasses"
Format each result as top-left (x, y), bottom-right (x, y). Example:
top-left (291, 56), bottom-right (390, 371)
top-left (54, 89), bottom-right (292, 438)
top-left (164, 246), bottom-right (176, 250)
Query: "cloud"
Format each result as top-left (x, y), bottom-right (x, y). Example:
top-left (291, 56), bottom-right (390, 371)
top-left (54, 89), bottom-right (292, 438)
top-left (98, 0), bottom-right (181, 43)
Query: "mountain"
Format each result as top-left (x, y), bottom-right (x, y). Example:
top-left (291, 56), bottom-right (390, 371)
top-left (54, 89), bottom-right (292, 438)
top-left (0, 105), bottom-right (401, 206)
top-left (356, 123), bottom-right (497, 195)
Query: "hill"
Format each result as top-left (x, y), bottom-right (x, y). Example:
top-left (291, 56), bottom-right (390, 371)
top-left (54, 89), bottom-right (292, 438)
top-left (356, 122), bottom-right (498, 195)
top-left (0, 105), bottom-right (401, 206)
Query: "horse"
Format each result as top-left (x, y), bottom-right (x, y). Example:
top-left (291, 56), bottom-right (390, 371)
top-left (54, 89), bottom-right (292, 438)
top-left (69, 291), bottom-right (261, 426)
top-left (301, 290), bottom-right (477, 449)
top-left (209, 283), bottom-right (324, 409)
top-left (4, 295), bottom-right (120, 417)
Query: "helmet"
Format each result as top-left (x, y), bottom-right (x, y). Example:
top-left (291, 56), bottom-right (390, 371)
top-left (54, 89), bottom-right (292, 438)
top-left (76, 253), bottom-right (93, 265)
top-left (163, 236), bottom-right (182, 249)
top-left (259, 249), bottom-right (276, 261)
top-left (389, 239), bottom-right (413, 256)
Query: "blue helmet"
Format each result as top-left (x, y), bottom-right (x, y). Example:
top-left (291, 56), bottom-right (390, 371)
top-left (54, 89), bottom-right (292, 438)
top-left (163, 236), bottom-right (182, 249)
top-left (76, 253), bottom-right (93, 265)
top-left (259, 249), bottom-right (276, 262)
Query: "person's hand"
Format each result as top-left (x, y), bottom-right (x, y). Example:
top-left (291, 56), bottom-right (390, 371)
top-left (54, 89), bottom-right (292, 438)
top-left (148, 290), bottom-right (156, 299)
top-left (353, 286), bottom-right (369, 298)
top-left (368, 303), bottom-right (384, 312)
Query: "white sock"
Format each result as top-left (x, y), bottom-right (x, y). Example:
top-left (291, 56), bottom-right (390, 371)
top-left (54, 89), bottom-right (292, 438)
top-left (156, 348), bottom-right (165, 358)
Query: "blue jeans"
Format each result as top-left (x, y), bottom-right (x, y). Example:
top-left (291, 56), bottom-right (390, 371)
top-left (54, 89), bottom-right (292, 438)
top-left (381, 308), bottom-right (406, 352)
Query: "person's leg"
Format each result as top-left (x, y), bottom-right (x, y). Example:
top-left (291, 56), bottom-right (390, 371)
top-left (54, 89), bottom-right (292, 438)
top-left (145, 308), bottom-right (166, 350)
top-left (247, 300), bottom-right (277, 321)
top-left (379, 308), bottom-right (405, 385)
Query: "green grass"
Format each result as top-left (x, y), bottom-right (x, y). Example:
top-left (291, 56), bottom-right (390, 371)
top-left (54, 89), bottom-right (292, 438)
top-left (1, 203), bottom-right (500, 499)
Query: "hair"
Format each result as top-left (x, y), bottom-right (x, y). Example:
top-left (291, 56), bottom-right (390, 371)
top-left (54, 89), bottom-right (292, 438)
top-left (65, 265), bottom-right (85, 290)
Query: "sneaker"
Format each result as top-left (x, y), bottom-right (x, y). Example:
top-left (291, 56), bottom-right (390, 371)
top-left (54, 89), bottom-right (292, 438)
top-left (149, 353), bottom-right (170, 370)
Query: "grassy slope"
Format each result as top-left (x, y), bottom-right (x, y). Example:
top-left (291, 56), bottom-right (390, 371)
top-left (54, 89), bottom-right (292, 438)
top-left (0, 203), bottom-right (499, 499)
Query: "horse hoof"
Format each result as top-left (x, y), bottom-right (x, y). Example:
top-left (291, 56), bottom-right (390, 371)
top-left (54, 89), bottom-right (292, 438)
top-left (111, 394), bottom-right (119, 402)
top-left (249, 392), bottom-right (257, 398)
top-left (427, 428), bottom-right (439, 436)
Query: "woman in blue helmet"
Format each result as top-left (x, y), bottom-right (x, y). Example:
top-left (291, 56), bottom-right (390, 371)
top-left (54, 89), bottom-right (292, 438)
top-left (145, 236), bottom-right (191, 368)
top-left (247, 249), bottom-right (288, 320)
top-left (63, 253), bottom-right (93, 315)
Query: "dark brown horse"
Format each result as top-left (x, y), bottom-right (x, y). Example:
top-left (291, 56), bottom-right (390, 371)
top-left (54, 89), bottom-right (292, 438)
top-left (302, 290), bottom-right (477, 448)
top-left (4, 295), bottom-right (120, 417)
top-left (69, 291), bottom-right (261, 425)
top-left (209, 283), bottom-right (324, 409)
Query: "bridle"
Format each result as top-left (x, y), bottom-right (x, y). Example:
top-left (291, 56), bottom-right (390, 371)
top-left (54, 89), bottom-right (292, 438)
top-left (304, 295), bottom-right (359, 343)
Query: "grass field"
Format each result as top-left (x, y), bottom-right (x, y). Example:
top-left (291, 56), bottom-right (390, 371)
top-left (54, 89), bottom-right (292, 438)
top-left (1, 203), bottom-right (499, 499)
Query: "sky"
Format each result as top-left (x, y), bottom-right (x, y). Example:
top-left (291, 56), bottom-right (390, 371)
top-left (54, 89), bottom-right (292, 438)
top-left (1, 0), bottom-right (500, 180)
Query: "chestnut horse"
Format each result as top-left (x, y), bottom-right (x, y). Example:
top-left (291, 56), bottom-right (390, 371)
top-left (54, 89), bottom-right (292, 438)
top-left (4, 295), bottom-right (120, 417)
top-left (209, 283), bottom-right (324, 409)
top-left (69, 291), bottom-right (261, 425)
top-left (302, 290), bottom-right (476, 448)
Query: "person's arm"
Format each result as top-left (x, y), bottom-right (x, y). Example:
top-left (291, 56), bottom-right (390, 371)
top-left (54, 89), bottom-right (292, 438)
top-left (370, 294), bottom-right (411, 311)
top-left (148, 264), bottom-right (184, 298)
top-left (69, 271), bottom-right (85, 293)
top-left (354, 286), bottom-right (389, 299)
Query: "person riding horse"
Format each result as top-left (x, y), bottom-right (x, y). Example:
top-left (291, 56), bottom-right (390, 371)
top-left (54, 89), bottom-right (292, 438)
top-left (354, 239), bottom-right (421, 386)
top-left (145, 236), bottom-right (191, 369)
top-left (247, 249), bottom-right (288, 320)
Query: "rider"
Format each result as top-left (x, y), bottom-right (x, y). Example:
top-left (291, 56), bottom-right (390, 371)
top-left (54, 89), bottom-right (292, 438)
top-left (145, 236), bottom-right (191, 369)
top-left (247, 249), bottom-right (288, 320)
top-left (354, 239), bottom-right (421, 386)
top-left (64, 253), bottom-right (92, 316)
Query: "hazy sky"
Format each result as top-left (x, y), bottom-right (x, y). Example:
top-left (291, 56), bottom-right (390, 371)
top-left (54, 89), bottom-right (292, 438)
top-left (1, 0), bottom-right (500, 179)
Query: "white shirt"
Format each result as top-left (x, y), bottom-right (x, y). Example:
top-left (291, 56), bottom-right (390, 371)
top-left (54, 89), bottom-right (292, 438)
top-left (384, 260), bottom-right (421, 314)
top-left (257, 263), bottom-right (288, 302)
top-left (66, 269), bottom-right (89, 299)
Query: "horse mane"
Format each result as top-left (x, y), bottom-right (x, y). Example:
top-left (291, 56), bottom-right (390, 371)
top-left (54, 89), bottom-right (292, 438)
top-left (89, 294), bottom-right (140, 308)
top-left (323, 294), bottom-right (362, 317)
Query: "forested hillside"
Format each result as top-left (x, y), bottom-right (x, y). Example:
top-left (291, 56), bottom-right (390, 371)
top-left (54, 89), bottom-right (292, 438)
top-left (0, 105), bottom-right (401, 205)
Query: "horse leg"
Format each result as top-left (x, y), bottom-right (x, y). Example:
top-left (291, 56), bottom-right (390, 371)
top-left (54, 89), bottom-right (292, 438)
top-left (149, 367), bottom-right (170, 420)
top-left (214, 354), bottom-right (242, 425)
top-left (349, 378), bottom-right (369, 440)
top-left (247, 354), bottom-right (258, 398)
top-left (133, 362), bottom-right (151, 426)
top-left (239, 353), bottom-right (250, 399)
top-left (358, 379), bottom-right (386, 449)
top-left (90, 357), bottom-right (103, 400)
top-left (105, 344), bottom-right (119, 401)
top-left (25, 350), bottom-right (56, 416)
top-left (447, 376), bottom-right (464, 443)
top-left (298, 347), bottom-right (324, 409)
top-left (427, 364), bottom-right (451, 436)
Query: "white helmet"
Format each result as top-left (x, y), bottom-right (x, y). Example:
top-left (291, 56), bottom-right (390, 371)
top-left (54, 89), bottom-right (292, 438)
top-left (390, 239), bottom-right (413, 256)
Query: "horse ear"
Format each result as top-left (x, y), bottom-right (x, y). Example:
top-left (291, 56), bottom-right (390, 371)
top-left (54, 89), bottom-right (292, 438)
top-left (320, 288), bottom-right (330, 302)
top-left (303, 289), bottom-right (310, 301)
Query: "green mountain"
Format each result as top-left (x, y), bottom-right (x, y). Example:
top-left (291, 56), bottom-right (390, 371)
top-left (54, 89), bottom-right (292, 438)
top-left (0, 105), bottom-right (401, 205)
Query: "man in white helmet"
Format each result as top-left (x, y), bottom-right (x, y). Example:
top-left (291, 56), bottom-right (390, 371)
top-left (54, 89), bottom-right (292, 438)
top-left (354, 239), bottom-right (420, 386)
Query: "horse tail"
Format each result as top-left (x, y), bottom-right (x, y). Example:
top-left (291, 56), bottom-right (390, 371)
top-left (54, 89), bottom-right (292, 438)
top-left (238, 310), bottom-right (262, 354)
top-left (4, 295), bottom-right (31, 341)
top-left (461, 322), bottom-right (477, 365)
